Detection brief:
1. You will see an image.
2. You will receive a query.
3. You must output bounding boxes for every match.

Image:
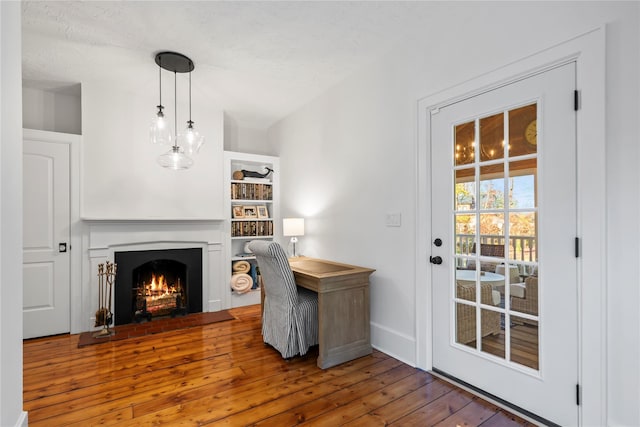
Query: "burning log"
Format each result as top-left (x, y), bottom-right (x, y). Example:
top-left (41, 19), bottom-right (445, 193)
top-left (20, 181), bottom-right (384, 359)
top-left (133, 275), bottom-right (186, 321)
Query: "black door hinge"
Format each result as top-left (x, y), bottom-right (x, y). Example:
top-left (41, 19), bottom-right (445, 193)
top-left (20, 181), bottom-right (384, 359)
top-left (574, 90), bottom-right (580, 111)
top-left (576, 384), bottom-right (581, 405)
top-left (575, 237), bottom-right (580, 258)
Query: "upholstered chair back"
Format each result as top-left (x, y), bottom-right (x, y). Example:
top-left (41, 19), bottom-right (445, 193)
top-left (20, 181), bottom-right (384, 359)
top-left (248, 240), bottom-right (318, 358)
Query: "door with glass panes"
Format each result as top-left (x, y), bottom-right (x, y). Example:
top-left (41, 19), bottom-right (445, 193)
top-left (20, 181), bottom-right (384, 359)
top-left (431, 62), bottom-right (578, 425)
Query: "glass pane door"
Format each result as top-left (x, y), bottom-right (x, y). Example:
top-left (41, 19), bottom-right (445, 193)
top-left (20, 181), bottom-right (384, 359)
top-left (453, 103), bottom-right (539, 370)
top-left (431, 62), bottom-right (578, 425)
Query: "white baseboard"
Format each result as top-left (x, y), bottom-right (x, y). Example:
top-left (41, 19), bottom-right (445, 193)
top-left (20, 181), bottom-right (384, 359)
top-left (14, 411), bottom-right (28, 427)
top-left (370, 321), bottom-right (416, 367)
top-left (207, 299), bottom-right (223, 312)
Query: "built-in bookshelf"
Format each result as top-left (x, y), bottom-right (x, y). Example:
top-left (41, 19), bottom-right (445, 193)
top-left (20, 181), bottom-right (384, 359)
top-left (224, 151), bottom-right (279, 308)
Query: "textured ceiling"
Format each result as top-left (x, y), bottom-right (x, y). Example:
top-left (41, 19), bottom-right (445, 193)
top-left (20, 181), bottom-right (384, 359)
top-left (21, 1), bottom-right (432, 130)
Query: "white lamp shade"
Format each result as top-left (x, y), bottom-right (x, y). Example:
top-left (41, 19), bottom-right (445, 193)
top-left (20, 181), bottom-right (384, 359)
top-left (283, 218), bottom-right (304, 237)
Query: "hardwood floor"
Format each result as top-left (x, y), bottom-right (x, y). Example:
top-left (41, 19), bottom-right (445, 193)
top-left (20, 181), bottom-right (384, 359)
top-left (24, 305), bottom-right (534, 426)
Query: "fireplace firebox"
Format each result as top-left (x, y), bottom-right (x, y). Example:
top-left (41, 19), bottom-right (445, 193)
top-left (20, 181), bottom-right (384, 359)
top-left (114, 248), bottom-right (202, 325)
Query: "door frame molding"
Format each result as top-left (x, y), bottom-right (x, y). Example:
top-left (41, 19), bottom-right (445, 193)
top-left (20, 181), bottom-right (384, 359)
top-left (23, 128), bottom-right (82, 334)
top-left (415, 27), bottom-right (605, 425)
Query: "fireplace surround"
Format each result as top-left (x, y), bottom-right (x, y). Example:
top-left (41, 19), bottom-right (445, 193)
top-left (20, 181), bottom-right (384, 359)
top-left (84, 220), bottom-right (224, 332)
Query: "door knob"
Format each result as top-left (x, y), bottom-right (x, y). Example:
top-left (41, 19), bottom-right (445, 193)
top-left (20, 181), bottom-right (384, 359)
top-left (430, 256), bottom-right (443, 265)
top-left (59, 243), bottom-right (67, 253)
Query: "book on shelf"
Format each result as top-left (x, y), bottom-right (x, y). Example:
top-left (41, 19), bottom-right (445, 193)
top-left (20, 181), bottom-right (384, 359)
top-left (231, 182), bottom-right (273, 201)
top-left (231, 220), bottom-right (274, 237)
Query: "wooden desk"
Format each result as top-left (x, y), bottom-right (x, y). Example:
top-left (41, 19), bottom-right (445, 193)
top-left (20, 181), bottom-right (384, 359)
top-left (288, 257), bottom-right (375, 369)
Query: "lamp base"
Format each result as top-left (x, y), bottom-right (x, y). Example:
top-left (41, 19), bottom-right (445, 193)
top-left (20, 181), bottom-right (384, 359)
top-left (289, 236), bottom-right (299, 257)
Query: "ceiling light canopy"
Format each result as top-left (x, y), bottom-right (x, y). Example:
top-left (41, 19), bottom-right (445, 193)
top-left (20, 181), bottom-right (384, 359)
top-left (150, 51), bottom-right (204, 170)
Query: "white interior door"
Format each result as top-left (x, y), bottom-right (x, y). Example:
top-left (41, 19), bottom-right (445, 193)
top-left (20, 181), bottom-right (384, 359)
top-left (431, 62), bottom-right (577, 425)
top-left (23, 138), bottom-right (71, 339)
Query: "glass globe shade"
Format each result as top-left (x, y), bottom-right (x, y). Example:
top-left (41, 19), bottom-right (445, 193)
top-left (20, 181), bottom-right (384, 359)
top-left (149, 110), bottom-right (172, 145)
top-left (157, 146), bottom-right (193, 170)
top-left (177, 123), bottom-right (205, 155)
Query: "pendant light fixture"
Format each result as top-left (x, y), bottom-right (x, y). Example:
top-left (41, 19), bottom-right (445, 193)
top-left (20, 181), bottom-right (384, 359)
top-left (149, 59), bottom-right (172, 145)
top-left (177, 71), bottom-right (205, 156)
top-left (150, 51), bottom-right (204, 170)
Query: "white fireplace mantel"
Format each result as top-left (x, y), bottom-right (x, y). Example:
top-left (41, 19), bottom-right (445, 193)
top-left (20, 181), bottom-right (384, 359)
top-left (80, 219), bottom-right (225, 333)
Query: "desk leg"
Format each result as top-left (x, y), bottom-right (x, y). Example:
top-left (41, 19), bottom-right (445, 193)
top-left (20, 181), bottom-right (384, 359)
top-left (317, 283), bottom-right (372, 369)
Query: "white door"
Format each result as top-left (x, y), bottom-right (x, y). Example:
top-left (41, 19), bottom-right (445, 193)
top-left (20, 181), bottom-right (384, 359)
top-left (431, 63), bottom-right (577, 425)
top-left (23, 138), bottom-right (71, 339)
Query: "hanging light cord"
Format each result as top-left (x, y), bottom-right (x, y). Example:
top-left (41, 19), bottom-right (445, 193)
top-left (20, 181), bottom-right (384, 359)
top-left (188, 70), bottom-right (193, 127)
top-left (174, 70), bottom-right (178, 149)
top-left (158, 63), bottom-right (162, 108)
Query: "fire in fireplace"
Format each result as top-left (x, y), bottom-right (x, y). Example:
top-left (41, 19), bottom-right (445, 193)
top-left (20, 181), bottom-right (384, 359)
top-left (114, 248), bottom-right (203, 325)
top-left (133, 259), bottom-right (188, 321)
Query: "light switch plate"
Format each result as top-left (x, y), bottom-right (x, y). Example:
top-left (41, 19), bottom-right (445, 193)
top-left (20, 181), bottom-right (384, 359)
top-left (386, 213), bottom-right (401, 227)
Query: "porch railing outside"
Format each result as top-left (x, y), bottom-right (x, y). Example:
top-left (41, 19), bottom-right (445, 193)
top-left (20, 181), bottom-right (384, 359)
top-left (456, 234), bottom-right (537, 263)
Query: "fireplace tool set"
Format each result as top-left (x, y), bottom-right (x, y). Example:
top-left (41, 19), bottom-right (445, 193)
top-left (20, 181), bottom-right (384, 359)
top-left (94, 261), bottom-right (116, 338)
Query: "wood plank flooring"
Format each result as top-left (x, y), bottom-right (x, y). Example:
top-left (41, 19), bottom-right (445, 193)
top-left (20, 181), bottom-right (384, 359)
top-left (24, 305), bottom-right (534, 426)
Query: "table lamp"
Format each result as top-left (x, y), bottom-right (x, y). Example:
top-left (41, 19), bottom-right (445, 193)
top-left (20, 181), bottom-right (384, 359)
top-left (283, 218), bottom-right (305, 257)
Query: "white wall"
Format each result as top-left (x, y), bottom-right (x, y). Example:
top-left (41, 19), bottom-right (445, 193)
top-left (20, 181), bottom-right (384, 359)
top-left (604, 6), bottom-right (640, 424)
top-left (267, 3), bottom-right (639, 426)
top-left (22, 84), bottom-right (82, 135)
top-left (224, 112), bottom-right (270, 155)
top-left (0, 2), bottom-right (28, 426)
top-left (81, 80), bottom-right (225, 220)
